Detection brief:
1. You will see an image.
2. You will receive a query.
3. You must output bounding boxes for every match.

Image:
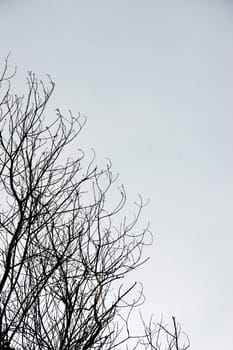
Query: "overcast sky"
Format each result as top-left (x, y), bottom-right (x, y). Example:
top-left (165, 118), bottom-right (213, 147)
top-left (1, 1), bottom-right (233, 349)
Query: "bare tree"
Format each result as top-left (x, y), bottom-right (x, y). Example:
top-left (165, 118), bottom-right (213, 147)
top-left (0, 58), bottom-right (190, 350)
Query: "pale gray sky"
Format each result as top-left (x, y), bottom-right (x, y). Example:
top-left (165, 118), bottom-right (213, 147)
top-left (1, 1), bottom-right (233, 349)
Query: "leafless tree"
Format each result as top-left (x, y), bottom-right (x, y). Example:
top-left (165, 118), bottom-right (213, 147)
top-left (0, 58), bottom-right (190, 350)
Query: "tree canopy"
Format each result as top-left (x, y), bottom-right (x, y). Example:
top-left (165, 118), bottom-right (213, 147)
top-left (0, 58), bottom-right (189, 350)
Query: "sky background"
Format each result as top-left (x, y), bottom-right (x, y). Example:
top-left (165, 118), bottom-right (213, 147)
top-left (1, 1), bottom-right (233, 349)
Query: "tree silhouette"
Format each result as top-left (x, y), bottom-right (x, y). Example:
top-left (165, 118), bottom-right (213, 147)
top-left (0, 58), bottom-right (189, 350)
